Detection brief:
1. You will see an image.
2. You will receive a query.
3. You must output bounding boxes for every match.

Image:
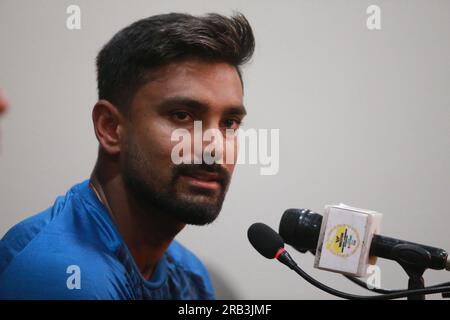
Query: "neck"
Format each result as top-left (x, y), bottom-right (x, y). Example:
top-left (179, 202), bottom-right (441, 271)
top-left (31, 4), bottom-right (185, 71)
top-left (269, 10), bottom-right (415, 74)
top-left (90, 155), bottom-right (185, 280)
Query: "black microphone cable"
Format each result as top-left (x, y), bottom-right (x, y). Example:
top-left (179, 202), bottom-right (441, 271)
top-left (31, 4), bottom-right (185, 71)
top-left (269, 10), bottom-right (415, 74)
top-left (303, 251), bottom-right (450, 295)
top-left (290, 259), bottom-right (450, 300)
top-left (344, 273), bottom-right (450, 295)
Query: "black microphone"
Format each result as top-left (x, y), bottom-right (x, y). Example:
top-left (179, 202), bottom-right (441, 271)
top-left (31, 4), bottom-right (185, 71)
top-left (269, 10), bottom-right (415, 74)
top-left (247, 223), bottom-right (297, 269)
top-left (279, 208), bottom-right (450, 271)
top-left (247, 221), bottom-right (450, 299)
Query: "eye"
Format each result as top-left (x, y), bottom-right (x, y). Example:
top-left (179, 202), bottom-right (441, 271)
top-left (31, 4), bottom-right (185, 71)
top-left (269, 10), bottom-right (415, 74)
top-left (171, 111), bottom-right (193, 123)
top-left (222, 118), bottom-right (242, 130)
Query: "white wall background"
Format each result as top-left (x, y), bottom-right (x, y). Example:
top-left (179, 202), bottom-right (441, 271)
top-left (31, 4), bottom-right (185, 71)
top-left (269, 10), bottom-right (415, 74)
top-left (0, 0), bottom-right (449, 299)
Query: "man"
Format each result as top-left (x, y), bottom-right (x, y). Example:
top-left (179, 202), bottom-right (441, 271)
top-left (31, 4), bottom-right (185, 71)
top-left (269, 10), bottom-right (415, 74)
top-left (0, 89), bottom-right (9, 146)
top-left (0, 90), bottom-right (8, 115)
top-left (0, 13), bottom-right (254, 299)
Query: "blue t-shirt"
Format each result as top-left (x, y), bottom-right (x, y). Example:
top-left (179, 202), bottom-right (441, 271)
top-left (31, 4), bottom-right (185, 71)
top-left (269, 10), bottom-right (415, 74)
top-left (0, 180), bottom-right (215, 300)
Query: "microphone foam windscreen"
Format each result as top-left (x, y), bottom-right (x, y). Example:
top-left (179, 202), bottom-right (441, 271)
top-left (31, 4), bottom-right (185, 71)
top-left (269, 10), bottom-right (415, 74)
top-left (247, 223), bottom-right (284, 259)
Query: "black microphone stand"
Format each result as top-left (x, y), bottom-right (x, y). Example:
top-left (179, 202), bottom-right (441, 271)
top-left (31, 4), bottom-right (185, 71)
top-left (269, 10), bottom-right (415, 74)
top-left (390, 243), bottom-right (430, 300)
top-left (369, 233), bottom-right (450, 300)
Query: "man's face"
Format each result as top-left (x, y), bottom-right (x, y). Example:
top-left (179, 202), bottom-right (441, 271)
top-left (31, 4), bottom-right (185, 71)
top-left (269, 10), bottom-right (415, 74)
top-left (120, 58), bottom-right (245, 225)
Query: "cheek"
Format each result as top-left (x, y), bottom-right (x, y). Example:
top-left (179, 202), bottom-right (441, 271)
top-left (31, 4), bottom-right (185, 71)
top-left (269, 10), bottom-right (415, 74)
top-left (130, 120), bottom-right (178, 175)
top-left (223, 134), bottom-right (239, 165)
top-left (226, 163), bottom-right (236, 177)
top-left (219, 135), bottom-right (237, 180)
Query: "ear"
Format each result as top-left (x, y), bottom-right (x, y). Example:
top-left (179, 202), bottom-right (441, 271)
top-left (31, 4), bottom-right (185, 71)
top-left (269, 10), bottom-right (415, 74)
top-left (92, 100), bottom-right (125, 155)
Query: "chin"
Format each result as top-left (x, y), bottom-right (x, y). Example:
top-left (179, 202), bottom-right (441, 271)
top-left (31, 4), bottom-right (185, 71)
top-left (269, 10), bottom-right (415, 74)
top-left (179, 192), bottom-right (221, 207)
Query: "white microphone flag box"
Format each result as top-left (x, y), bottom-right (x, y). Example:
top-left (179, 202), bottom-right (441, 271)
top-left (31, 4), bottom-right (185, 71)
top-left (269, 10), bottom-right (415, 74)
top-left (314, 204), bottom-right (383, 277)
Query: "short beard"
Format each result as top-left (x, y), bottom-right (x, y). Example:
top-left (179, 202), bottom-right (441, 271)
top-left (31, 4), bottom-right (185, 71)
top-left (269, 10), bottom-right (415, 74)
top-left (121, 140), bottom-right (230, 226)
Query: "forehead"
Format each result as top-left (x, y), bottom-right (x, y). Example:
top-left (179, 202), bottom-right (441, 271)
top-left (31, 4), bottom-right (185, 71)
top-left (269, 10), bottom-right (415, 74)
top-left (134, 58), bottom-right (244, 110)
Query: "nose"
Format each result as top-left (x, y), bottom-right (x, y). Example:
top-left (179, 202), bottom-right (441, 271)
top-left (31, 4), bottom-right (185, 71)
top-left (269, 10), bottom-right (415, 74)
top-left (194, 120), bottom-right (237, 166)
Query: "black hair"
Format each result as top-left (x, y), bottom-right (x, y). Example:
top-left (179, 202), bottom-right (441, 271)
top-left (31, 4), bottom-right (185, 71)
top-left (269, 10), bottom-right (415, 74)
top-left (96, 12), bottom-right (255, 112)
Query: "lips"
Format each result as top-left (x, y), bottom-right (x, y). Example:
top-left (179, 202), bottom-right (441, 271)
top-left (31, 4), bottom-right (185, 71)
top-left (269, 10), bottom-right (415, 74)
top-left (185, 171), bottom-right (221, 181)
top-left (180, 170), bottom-right (223, 190)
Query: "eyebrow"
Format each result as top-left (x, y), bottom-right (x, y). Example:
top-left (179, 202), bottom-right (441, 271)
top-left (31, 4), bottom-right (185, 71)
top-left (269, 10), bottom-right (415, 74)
top-left (156, 96), bottom-right (247, 116)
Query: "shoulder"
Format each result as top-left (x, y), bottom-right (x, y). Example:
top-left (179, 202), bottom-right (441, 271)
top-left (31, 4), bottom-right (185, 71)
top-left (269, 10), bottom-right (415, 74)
top-left (0, 182), bottom-right (132, 299)
top-left (0, 200), bottom-right (65, 275)
top-left (0, 229), bottom-right (131, 299)
top-left (0, 182), bottom-right (81, 274)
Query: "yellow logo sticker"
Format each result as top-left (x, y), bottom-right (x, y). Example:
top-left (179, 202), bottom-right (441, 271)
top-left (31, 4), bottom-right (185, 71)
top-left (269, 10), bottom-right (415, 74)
top-left (325, 224), bottom-right (360, 257)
